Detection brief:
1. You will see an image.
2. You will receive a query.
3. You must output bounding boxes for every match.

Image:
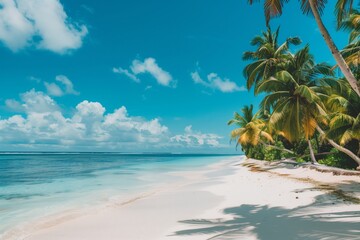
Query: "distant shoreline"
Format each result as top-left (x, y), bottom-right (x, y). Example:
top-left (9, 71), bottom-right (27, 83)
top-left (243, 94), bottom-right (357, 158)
top-left (0, 152), bottom-right (240, 156)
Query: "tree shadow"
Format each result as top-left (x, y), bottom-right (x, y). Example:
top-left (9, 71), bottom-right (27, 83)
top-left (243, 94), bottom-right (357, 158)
top-left (173, 192), bottom-right (360, 240)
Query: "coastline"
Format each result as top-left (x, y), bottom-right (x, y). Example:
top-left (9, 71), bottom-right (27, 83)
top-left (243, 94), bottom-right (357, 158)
top-left (1, 156), bottom-right (238, 240)
top-left (4, 156), bottom-right (360, 240)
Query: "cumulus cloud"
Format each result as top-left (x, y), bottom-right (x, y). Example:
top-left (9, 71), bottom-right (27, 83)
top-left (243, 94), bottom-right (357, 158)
top-left (21, 89), bottom-right (60, 113)
top-left (191, 71), bottom-right (246, 93)
top-left (0, 90), bottom-right (229, 151)
top-left (5, 89), bottom-right (59, 113)
top-left (170, 125), bottom-right (222, 147)
top-left (114, 57), bottom-right (175, 87)
top-left (44, 75), bottom-right (79, 97)
top-left (103, 107), bottom-right (168, 143)
top-left (0, 0), bottom-right (88, 53)
top-left (0, 90), bottom-right (169, 149)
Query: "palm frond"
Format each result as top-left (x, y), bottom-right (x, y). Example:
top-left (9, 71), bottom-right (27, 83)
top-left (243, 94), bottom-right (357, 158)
top-left (335, 0), bottom-right (354, 29)
top-left (300, 0), bottom-right (327, 16)
top-left (294, 85), bottom-right (321, 103)
top-left (264, 0), bottom-right (286, 24)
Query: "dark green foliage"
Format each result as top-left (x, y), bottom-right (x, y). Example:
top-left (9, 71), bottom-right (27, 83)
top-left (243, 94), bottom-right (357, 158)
top-left (290, 140), bottom-right (309, 156)
top-left (318, 148), bottom-right (358, 169)
top-left (242, 145), bottom-right (265, 160)
top-left (243, 141), bottom-right (292, 161)
top-left (263, 141), bottom-right (287, 161)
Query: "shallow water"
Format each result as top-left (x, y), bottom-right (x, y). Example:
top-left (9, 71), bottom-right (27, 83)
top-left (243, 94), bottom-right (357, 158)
top-left (0, 153), bottom-right (237, 236)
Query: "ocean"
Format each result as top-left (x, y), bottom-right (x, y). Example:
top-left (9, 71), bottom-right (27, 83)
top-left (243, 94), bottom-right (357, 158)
top-left (0, 153), bottom-right (237, 237)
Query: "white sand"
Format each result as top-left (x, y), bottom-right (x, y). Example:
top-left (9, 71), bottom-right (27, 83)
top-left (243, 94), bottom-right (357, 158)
top-left (6, 157), bottom-right (360, 240)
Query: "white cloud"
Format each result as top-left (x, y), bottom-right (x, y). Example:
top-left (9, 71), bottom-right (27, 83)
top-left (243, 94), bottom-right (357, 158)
top-left (114, 57), bottom-right (175, 87)
top-left (0, 0), bottom-right (87, 53)
top-left (0, 90), bottom-right (229, 151)
top-left (55, 75), bottom-right (79, 95)
top-left (191, 71), bottom-right (246, 93)
top-left (21, 89), bottom-right (59, 113)
top-left (113, 67), bottom-right (140, 83)
top-left (44, 82), bottom-right (63, 97)
top-left (0, 0), bottom-right (33, 50)
top-left (170, 125), bottom-right (222, 147)
top-left (44, 75), bottom-right (79, 97)
top-left (208, 73), bottom-right (246, 92)
top-left (0, 90), bottom-right (170, 149)
top-left (5, 89), bottom-right (59, 113)
top-left (76, 100), bottom-right (106, 118)
top-left (5, 99), bottom-right (24, 112)
top-left (131, 58), bottom-right (174, 86)
top-left (103, 107), bottom-right (168, 143)
top-left (191, 71), bottom-right (206, 85)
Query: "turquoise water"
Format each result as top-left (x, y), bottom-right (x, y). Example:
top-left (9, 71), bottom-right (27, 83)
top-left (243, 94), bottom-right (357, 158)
top-left (0, 153), bottom-right (236, 236)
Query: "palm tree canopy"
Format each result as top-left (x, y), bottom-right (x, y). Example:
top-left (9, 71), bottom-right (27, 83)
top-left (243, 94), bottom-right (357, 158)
top-left (255, 46), bottom-right (332, 142)
top-left (228, 105), bottom-right (273, 147)
top-left (339, 9), bottom-right (360, 42)
top-left (247, 0), bottom-right (353, 28)
top-left (322, 79), bottom-right (360, 145)
top-left (259, 70), bottom-right (327, 142)
top-left (339, 10), bottom-right (360, 72)
top-left (243, 27), bottom-right (301, 90)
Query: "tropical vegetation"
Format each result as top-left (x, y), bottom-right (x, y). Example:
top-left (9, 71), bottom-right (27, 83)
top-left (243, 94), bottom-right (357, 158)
top-left (229, 11), bottom-right (360, 170)
top-left (247, 0), bottom-right (360, 96)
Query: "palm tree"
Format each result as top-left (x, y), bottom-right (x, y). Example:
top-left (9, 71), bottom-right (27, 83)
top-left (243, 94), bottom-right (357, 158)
top-left (320, 78), bottom-right (360, 168)
top-left (246, 0), bottom-right (360, 96)
top-left (326, 79), bottom-right (360, 144)
top-left (257, 71), bottom-right (327, 163)
top-left (255, 46), bottom-right (332, 163)
top-left (228, 105), bottom-right (274, 156)
top-left (328, 110), bottom-right (360, 146)
top-left (243, 27), bottom-right (301, 90)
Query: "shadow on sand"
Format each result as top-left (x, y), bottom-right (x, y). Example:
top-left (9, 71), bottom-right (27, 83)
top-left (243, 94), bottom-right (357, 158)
top-left (173, 189), bottom-right (360, 240)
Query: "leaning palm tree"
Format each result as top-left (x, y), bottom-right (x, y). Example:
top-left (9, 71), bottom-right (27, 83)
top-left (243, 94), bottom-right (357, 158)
top-left (257, 70), bottom-right (327, 164)
top-left (243, 27), bottom-right (301, 90)
top-left (228, 105), bottom-right (274, 155)
top-left (327, 112), bottom-right (360, 146)
top-left (246, 0), bottom-right (360, 96)
top-left (326, 79), bottom-right (360, 144)
top-left (320, 78), bottom-right (360, 168)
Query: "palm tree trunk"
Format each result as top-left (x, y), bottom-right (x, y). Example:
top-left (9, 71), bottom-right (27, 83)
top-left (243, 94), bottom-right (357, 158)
top-left (308, 139), bottom-right (317, 164)
top-left (308, 0), bottom-right (360, 97)
top-left (314, 132), bottom-right (320, 153)
top-left (316, 126), bottom-right (360, 170)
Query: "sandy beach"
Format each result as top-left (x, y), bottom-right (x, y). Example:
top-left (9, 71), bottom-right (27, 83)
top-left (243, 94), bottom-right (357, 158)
top-left (5, 156), bottom-right (360, 240)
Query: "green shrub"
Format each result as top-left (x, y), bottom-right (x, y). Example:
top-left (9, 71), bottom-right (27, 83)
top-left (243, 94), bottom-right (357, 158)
top-left (244, 141), bottom-right (292, 161)
top-left (318, 149), bottom-right (358, 170)
top-left (296, 157), bottom-right (306, 163)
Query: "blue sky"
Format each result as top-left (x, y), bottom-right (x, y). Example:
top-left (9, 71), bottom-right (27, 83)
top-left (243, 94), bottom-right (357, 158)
top-left (0, 0), bottom-right (350, 153)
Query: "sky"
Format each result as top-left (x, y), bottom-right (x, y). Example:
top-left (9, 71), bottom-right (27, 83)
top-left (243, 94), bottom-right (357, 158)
top-left (0, 0), bottom-right (351, 153)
